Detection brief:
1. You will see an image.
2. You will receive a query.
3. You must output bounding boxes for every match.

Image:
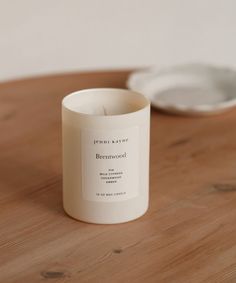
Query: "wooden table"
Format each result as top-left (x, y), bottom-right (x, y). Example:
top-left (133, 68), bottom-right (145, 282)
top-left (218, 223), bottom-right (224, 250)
top-left (1, 70), bottom-right (236, 283)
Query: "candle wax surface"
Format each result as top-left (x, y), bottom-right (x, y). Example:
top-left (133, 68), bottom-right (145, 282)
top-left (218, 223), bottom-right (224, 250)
top-left (74, 103), bottom-right (139, 116)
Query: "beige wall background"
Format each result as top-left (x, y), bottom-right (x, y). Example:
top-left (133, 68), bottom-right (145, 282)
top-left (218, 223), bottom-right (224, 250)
top-left (0, 0), bottom-right (235, 81)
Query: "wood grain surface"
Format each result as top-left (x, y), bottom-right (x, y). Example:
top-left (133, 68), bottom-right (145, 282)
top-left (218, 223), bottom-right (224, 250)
top-left (1, 70), bottom-right (236, 283)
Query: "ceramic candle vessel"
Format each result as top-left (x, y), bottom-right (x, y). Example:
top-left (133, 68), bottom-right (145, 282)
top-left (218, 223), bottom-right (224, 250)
top-left (62, 88), bottom-right (150, 224)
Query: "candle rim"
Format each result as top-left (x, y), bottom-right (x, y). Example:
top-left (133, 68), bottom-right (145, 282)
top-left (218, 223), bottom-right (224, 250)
top-left (62, 88), bottom-right (150, 118)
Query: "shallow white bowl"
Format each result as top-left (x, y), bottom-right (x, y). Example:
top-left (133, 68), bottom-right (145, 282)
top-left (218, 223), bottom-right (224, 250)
top-left (127, 64), bottom-right (236, 116)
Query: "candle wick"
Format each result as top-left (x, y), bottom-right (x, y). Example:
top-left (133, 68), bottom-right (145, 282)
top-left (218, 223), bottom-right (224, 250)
top-left (103, 106), bottom-right (107, 116)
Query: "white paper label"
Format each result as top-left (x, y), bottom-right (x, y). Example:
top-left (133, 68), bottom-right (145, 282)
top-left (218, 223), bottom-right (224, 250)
top-left (81, 126), bottom-right (139, 202)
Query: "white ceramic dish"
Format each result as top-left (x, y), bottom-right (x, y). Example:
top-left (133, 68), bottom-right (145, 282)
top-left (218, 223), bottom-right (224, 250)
top-left (127, 64), bottom-right (236, 116)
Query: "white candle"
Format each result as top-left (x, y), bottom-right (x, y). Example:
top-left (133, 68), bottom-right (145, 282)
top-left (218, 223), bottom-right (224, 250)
top-left (62, 88), bottom-right (150, 224)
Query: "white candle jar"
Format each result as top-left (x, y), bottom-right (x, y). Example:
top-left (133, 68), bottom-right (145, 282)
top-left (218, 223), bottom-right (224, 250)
top-left (62, 88), bottom-right (150, 224)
